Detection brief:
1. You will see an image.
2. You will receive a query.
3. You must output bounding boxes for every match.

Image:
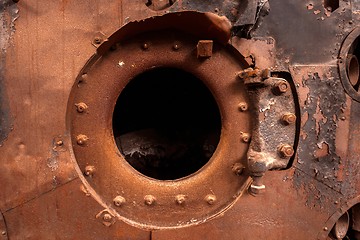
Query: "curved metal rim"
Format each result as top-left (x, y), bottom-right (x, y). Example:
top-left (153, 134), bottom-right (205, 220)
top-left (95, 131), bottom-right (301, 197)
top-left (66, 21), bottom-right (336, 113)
top-left (338, 27), bottom-right (360, 102)
top-left (67, 29), bottom-right (251, 229)
top-left (317, 195), bottom-right (360, 239)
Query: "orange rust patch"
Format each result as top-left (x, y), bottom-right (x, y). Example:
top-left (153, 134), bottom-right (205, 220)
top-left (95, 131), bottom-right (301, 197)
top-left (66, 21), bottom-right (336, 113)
top-left (335, 96), bottom-right (351, 161)
top-left (314, 142), bottom-right (329, 158)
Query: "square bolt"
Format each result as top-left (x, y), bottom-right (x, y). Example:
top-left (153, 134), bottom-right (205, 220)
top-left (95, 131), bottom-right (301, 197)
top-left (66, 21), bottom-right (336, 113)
top-left (197, 40), bottom-right (213, 58)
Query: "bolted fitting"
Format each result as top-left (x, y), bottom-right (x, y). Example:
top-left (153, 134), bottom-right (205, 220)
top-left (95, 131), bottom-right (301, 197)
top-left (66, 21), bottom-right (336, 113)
top-left (84, 165), bottom-right (95, 176)
top-left (113, 196), bottom-right (126, 207)
top-left (144, 195), bottom-right (156, 206)
top-left (232, 163), bottom-right (244, 176)
top-left (205, 194), bottom-right (217, 205)
top-left (281, 113), bottom-right (296, 125)
top-left (238, 102), bottom-right (248, 112)
top-left (175, 194), bottom-right (186, 205)
top-left (272, 80), bottom-right (290, 95)
top-left (278, 144), bottom-right (294, 158)
top-left (240, 132), bottom-right (251, 143)
top-left (76, 134), bottom-right (89, 145)
top-left (75, 102), bottom-right (88, 113)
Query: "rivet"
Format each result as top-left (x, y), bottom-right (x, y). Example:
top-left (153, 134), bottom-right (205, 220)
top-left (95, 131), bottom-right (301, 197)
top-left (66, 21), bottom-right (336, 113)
top-left (144, 195), bottom-right (156, 205)
top-left (278, 144), bottom-right (294, 158)
top-left (173, 43), bottom-right (180, 51)
top-left (142, 43), bottom-right (149, 50)
top-left (232, 163), bottom-right (244, 176)
top-left (94, 37), bottom-right (102, 45)
top-left (81, 73), bottom-right (88, 81)
top-left (103, 213), bottom-right (112, 222)
top-left (113, 196), bottom-right (126, 207)
top-left (84, 165), bottom-right (95, 176)
top-left (76, 134), bottom-right (89, 145)
top-left (241, 132), bottom-right (251, 143)
top-left (340, 116), bottom-right (346, 121)
top-left (75, 102), bottom-right (88, 113)
top-left (175, 194), bottom-right (186, 205)
top-left (238, 102), bottom-right (248, 112)
top-left (1, 231), bottom-right (6, 235)
top-left (56, 140), bottom-right (63, 146)
top-left (273, 80), bottom-right (289, 94)
top-left (324, 227), bottom-right (328, 231)
top-left (205, 194), bottom-right (216, 205)
top-left (281, 113), bottom-right (296, 125)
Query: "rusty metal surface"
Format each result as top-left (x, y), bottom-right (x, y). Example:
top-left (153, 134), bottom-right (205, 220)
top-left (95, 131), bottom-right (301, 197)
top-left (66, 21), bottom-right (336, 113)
top-left (0, 211), bottom-right (7, 240)
top-left (68, 26), bottom-right (252, 229)
top-left (0, 0), bottom-right (360, 239)
top-left (3, 179), bottom-right (150, 240)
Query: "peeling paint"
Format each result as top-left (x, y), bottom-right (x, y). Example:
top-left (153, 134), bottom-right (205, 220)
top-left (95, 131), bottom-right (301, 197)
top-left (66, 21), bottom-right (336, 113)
top-left (0, 0), bottom-right (18, 144)
top-left (291, 66), bottom-right (353, 209)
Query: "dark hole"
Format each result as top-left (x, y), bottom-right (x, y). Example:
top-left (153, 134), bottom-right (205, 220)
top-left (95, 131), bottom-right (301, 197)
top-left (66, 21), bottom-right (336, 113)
top-left (323, 0), bottom-right (339, 12)
top-left (145, 0), bottom-right (176, 11)
top-left (348, 37), bottom-right (360, 91)
top-left (113, 68), bottom-right (221, 180)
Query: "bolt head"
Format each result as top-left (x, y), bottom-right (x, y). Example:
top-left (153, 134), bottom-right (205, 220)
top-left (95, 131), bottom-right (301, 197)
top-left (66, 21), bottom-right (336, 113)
top-left (94, 37), bottom-right (102, 45)
top-left (232, 163), bottom-right (244, 176)
top-left (278, 144), bottom-right (294, 158)
top-left (238, 102), bottom-right (248, 112)
top-left (273, 80), bottom-right (289, 94)
top-left (56, 140), bottom-right (63, 146)
top-left (144, 195), bottom-right (156, 205)
top-left (241, 132), bottom-right (251, 143)
top-left (175, 194), bottom-right (186, 205)
top-left (84, 165), bottom-right (95, 176)
top-left (75, 102), bottom-right (88, 113)
top-left (76, 134), bottom-right (89, 145)
top-left (113, 196), bottom-right (126, 207)
top-left (282, 113), bottom-right (296, 125)
top-left (103, 213), bottom-right (112, 222)
top-left (173, 43), bottom-right (180, 51)
top-left (249, 184), bottom-right (266, 196)
top-left (205, 194), bottom-right (217, 205)
top-left (142, 43), bottom-right (149, 50)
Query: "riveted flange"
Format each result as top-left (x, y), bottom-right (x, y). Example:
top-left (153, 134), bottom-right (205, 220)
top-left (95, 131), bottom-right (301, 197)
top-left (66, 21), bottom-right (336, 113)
top-left (67, 12), bottom-right (252, 230)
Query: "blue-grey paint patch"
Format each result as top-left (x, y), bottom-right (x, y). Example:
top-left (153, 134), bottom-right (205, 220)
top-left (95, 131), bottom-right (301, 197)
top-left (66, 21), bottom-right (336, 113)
top-left (0, 0), bottom-right (18, 144)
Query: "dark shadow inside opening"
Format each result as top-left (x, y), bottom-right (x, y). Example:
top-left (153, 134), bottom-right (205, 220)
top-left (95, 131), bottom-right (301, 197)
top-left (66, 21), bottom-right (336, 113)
top-left (113, 68), bottom-right (221, 180)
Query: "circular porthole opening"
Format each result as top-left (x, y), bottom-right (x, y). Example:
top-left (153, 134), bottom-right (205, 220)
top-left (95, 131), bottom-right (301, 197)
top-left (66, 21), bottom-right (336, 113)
top-left (346, 37), bottom-right (360, 91)
top-left (112, 68), bottom-right (221, 180)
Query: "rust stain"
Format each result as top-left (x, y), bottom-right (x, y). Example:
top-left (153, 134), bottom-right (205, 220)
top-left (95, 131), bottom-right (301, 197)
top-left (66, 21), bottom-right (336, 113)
top-left (314, 141), bottom-right (329, 158)
top-left (335, 96), bottom-right (351, 161)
